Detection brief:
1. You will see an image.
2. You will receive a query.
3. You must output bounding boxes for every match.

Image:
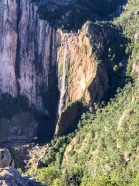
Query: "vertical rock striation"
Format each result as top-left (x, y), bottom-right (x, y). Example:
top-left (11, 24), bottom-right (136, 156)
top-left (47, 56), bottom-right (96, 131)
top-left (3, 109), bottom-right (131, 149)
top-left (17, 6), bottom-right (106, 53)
top-left (0, 0), bottom-right (60, 112)
top-left (0, 0), bottom-right (18, 97)
top-left (17, 1), bottom-right (60, 110)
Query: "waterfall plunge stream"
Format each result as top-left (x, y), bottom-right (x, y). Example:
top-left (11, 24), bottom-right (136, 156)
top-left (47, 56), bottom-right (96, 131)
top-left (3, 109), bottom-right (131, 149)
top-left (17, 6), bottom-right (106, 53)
top-left (58, 43), bottom-right (67, 116)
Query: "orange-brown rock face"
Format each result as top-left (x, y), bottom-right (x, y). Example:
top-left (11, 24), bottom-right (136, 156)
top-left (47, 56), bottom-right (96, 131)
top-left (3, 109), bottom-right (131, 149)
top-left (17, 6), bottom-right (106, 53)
top-left (58, 25), bottom-right (108, 110)
top-left (55, 24), bottom-right (109, 136)
top-left (58, 30), bottom-right (92, 104)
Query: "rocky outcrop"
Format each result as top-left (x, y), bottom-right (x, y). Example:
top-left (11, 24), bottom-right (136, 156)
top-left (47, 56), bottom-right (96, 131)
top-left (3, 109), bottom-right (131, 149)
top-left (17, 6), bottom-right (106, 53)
top-left (117, 109), bottom-right (130, 130)
top-left (0, 0), bottom-right (60, 112)
top-left (132, 62), bottom-right (139, 78)
top-left (8, 143), bottom-right (48, 175)
top-left (55, 23), bottom-right (109, 136)
top-left (0, 149), bottom-right (12, 168)
top-left (0, 167), bottom-right (47, 186)
top-left (59, 25), bottom-right (109, 105)
top-left (57, 25), bottom-right (109, 109)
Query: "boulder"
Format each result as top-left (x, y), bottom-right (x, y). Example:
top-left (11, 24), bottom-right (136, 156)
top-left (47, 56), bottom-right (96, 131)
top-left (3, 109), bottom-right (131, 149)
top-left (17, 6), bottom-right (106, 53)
top-left (0, 167), bottom-right (47, 186)
top-left (0, 149), bottom-right (12, 168)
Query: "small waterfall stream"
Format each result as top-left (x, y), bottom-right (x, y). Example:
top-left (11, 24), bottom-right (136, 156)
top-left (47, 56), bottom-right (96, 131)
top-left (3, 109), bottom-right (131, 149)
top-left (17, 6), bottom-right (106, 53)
top-left (58, 43), bottom-right (67, 116)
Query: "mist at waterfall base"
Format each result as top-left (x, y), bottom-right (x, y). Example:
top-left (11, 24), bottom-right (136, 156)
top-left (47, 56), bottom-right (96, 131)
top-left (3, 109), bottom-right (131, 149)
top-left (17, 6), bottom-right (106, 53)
top-left (58, 43), bottom-right (67, 117)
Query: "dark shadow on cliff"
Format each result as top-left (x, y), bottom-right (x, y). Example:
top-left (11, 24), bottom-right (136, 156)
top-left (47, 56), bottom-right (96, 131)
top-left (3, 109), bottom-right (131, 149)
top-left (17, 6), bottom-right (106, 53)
top-left (55, 101), bottom-right (86, 137)
top-left (0, 93), bottom-right (59, 143)
top-left (98, 25), bottom-right (130, 103)
top-left (0, 93), bottom-right (30, 119)
top-left (86, 21), bottom-right (130, 104)
top-left (37, 115), bottom-right (56, 143)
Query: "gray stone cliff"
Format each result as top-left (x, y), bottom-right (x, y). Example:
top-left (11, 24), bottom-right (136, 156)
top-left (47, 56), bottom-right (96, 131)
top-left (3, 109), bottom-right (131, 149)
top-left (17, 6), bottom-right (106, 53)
top-left (0, 0), bottom-right (60, 111)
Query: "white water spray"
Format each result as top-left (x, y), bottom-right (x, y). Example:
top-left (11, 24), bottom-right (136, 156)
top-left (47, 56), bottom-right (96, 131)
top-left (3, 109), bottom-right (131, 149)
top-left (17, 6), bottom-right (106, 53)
top-left (58, 43), bottom-right (67, 116)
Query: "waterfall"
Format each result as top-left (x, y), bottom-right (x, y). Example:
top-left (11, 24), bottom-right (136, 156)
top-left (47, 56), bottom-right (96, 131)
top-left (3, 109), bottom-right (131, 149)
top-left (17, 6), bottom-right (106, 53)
top-left (58, 43), bottom-right (67, 116)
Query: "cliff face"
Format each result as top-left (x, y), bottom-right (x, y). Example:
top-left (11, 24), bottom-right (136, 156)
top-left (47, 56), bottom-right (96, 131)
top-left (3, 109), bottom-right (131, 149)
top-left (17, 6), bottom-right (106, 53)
top-left (58, 25), bottom-right (108, 109)
top-left (0, 0), bottom-right (60, 112)
top-left (0, 0), bottom-right (18, 97)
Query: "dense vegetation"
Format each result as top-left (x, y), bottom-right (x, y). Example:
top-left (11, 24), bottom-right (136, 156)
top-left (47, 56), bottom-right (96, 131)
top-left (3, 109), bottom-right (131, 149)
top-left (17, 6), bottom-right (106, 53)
top-left (37, 82), bottom-right (139, 186)
top-left (32, 0), bottom-right (127, 31)
top-left (24, 0), bottom-right (139, 185)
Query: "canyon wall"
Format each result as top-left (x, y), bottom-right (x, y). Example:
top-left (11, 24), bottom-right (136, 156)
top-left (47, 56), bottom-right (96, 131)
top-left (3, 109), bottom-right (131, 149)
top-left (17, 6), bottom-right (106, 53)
top-left (0, 0), bottom-right (109, 137)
